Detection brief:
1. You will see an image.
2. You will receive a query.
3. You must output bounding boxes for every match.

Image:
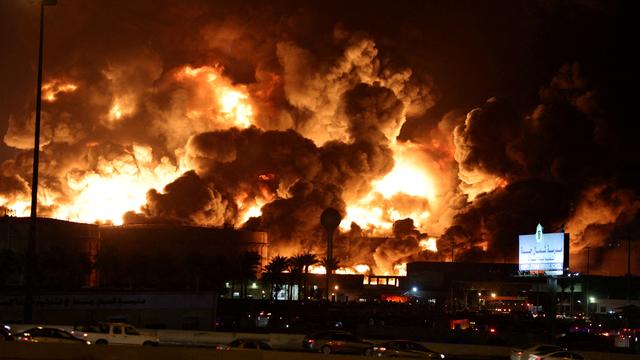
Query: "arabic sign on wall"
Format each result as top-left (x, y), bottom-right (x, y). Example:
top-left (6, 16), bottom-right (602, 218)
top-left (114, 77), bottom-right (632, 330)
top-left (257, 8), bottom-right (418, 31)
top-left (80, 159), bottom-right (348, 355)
top-left (0, 293), bottom-right (216, 310)
top-left (519, 224), bottom-right (566, 276)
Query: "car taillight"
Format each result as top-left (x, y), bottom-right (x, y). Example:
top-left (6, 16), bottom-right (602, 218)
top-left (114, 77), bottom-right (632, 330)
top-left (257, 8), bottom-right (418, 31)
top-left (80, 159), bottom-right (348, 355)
top-left (373, 346), bottom-right (387, 351)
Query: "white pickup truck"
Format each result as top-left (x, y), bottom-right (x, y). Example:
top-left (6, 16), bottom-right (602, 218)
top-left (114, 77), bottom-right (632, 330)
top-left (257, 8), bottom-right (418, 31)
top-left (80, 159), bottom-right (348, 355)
top-left (72, 322), bottom-right (158, 346)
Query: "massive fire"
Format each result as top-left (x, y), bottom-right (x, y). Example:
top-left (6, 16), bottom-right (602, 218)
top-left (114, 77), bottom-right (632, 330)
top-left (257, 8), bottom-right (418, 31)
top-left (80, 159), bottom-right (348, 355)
top-left (3, 64), bottom-right (261, 225)
top-left (3, 57), bottom-right (441, 275)
top-left (341, 142), bottom-right (436, 234)
top-left (1, 2), bottom-right (634, 279)
top-left (50, 145), bottom-right (182, 225)
top-left (1, 60), bottom-right (441, 274)
top-left (373, 143), bottom-right (437, 200)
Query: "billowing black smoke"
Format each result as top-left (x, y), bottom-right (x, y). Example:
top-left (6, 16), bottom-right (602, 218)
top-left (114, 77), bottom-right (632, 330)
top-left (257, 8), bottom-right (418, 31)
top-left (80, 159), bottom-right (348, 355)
top-left (0, 0), bottom-right (636, 274)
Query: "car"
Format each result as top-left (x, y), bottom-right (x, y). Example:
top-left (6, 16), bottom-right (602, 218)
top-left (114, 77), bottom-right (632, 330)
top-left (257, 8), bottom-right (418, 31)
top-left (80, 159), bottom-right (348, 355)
top-left (303, 330), bottom-right (372, 355)
top-left (1, 324), bottom-right (13, 341)
top-left (302, 330), bottom-right (352, 351)
top-left (530, 350), bottom-right (585, 360)
top-left (228, 338), bottom-right (273, 350)
top-left (368, 340), bottom-right (445, 358)
top-left (555, 332), bottom-right (612, 352)
top-left (511, 344), bottom-right (566, 360)
top-left (15, 326), bottom-right (91, 345)
top-left (73, 322), bottom-right (158, 346)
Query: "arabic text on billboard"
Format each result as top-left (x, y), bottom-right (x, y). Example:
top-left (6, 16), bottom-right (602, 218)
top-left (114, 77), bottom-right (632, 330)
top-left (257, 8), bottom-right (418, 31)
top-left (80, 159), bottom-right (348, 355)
top-left (519, 231), bottom-right (564, 275)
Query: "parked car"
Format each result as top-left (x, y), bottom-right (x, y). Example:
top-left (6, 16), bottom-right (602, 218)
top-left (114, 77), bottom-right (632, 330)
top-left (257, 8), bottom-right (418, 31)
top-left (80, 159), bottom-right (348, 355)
top-left (15, 326), bottom-right (90, 345)
top-left (555, 332), bottom-right (612, 352)
top-left (530, 350), bottom-right (585, 360)
top-left (1, 324), bottom-right (13, 341)
top-left (511, 344), bottom-right (566, 360)
top-left (228, 338), bottom-right (273, 350)
top-left (303, 330), bottom-right (372, 355)
top-left (302, 330), bottom-right (351, 351)
top-left (73, 322), bottom-right (158, 346)
top-left (368, 340), bottom-right (445, 358)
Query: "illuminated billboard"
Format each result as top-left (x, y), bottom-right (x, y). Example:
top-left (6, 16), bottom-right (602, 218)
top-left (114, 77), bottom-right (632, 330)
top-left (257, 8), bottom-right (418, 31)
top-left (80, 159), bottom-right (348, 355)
top-left (518, 224), bottom-right (568, 276)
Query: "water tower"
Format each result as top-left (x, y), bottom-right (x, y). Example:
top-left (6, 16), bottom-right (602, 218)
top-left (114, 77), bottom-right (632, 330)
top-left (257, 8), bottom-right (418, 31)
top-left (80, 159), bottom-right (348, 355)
top-left (320, 207), bottom-right (341, 300)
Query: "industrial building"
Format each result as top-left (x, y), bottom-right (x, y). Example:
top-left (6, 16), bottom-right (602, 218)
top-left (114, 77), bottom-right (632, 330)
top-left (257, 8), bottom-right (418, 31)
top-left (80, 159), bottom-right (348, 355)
top-left (1, 216), bottom-right (638, 331)
top-left (0, 216), bottom-right (268, 289)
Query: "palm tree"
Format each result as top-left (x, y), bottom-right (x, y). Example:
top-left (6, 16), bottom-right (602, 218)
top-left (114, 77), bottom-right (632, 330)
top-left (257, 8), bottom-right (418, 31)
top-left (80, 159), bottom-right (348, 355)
top-left (237, 251), bottom-right (261, 299)
top-left (263, 255), bottom-right (289, 300)
top-left (288, 254), bottom-right (306, 300)
top-left (320, 256), bottom-right (340, 300)
top-left (320, 256), bottom-right (340, 274)
top-left (299, 252), bottom-right (319, 300)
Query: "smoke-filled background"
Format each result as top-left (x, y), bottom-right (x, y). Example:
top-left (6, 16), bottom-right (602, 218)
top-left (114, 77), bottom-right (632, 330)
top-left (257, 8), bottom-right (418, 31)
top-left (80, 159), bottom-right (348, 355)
top-left (0, 0), bottom-right (637, 275)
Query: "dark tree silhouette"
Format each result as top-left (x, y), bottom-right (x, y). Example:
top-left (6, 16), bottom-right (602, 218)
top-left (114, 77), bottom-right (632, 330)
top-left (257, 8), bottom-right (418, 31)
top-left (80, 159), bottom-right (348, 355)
top-left (235, 251), bottom-right (261, 299)
top-left (320, 256), bottom-right (340, 274)
top-left (263, 255), bottom-right (289, 300)
top-left (288, 254), bottom-right (305, 300)
top-left (299, 252), bottom-right (319, 300)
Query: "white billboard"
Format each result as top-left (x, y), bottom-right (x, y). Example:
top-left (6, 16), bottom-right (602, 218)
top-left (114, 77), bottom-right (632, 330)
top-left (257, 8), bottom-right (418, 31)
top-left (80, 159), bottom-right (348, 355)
top-left (518, 224), bottom-right (566, 275)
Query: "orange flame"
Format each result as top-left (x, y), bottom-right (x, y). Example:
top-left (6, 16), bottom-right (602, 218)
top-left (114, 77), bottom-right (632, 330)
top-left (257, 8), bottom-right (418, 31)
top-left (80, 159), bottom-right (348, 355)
top-left (342, 142), bottom-right (436, 234)
top-left (419, 237), bottom-right (438, 252)
top-left (176, 65), bottom-right (255, 129)
top-left (308, 264), bottom-right (371, 275)
top-left (42, 80), bottom-right (78, 102)
top-left (51, 145), bottom-right (183, 225)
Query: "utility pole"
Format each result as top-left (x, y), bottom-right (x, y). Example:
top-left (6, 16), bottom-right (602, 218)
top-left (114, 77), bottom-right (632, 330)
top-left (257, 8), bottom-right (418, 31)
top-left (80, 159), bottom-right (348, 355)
top-left (585, 246), bottom-right (591, 319)
top-left (627, 236), bottom-right (631, 302)
top-left (628, 236), bottom-right (631, 276)
top-left (25, 0), bottom-right (57, 324)
top-left (450, 238), bottom-right (455, 312)
top-left (320, 208), bottom-right (341, 302)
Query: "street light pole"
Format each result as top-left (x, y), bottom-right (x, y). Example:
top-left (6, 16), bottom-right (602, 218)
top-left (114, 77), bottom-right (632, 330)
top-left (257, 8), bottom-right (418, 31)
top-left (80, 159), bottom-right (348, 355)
top-left (585, 246), bottom-right (591, 319)
top-left (625, 235), bottom-right (632, 327)
top-left (25, 0), bottom-right (56, 324)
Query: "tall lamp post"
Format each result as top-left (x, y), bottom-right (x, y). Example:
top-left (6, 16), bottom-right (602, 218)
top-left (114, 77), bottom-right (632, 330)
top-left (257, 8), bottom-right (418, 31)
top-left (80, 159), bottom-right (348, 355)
top-left (25, 0), bottom-right (57, 324)
top-left (584, 246), bottom-right (591, 319)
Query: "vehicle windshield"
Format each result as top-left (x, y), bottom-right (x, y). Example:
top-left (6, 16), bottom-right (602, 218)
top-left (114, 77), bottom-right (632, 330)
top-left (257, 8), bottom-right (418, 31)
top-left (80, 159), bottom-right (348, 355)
top-left (125, 326), bottom-right (139, 335)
